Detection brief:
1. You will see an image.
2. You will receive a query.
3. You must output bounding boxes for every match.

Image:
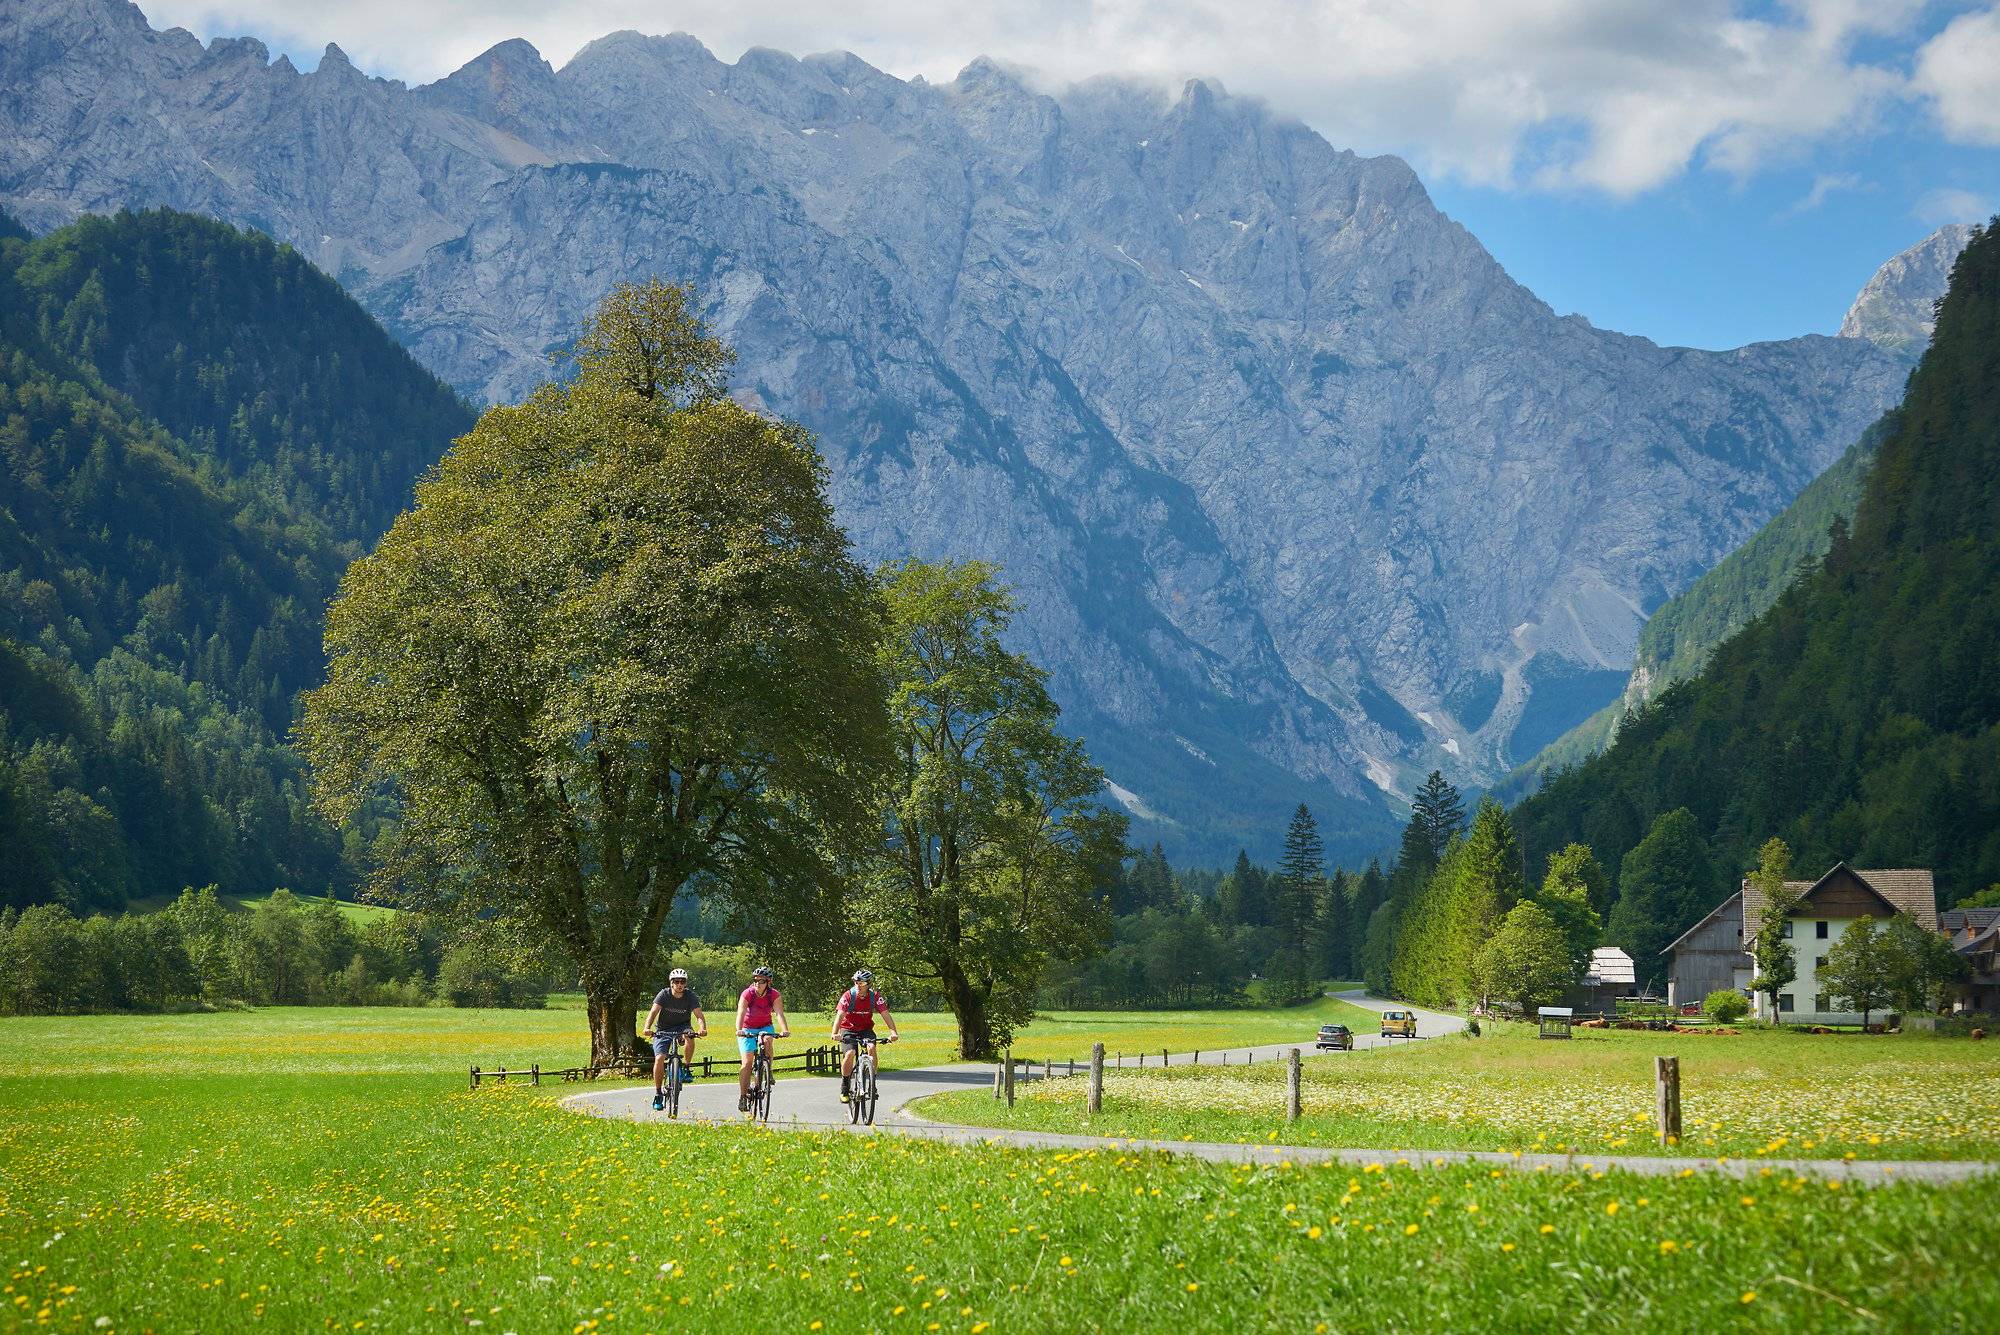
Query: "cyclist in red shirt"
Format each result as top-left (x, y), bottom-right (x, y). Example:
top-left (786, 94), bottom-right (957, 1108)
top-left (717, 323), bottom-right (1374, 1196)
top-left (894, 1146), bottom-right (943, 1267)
top-left (832, 969), bottom-right (899, 1102)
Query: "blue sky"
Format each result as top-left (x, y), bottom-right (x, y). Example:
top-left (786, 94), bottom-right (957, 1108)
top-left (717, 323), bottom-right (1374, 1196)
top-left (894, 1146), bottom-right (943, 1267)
top-left (143, 0), bottom-right (2000, 351)
top-left (1434, 89), bottom-right (1997, 349)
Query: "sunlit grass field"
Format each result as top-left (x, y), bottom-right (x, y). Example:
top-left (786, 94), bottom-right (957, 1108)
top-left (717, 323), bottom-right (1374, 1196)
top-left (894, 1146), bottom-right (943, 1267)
top-left (121, 890), bottom-right (403, 924)
top-left (5, 1067), bottom-right (1999, 1332)
top-left (0, 994), bottom-right (1381, 1078)
top-left (922, 1021), bottom-right (2000, 1162)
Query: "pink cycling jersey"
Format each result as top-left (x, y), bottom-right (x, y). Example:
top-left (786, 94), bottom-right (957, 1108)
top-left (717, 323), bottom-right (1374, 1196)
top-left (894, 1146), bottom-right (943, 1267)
top-left (739, 985), bottom-right (780, 1029)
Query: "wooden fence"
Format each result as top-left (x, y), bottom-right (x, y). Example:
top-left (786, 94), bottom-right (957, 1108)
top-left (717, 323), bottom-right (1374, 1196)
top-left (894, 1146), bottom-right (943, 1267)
top-left (470, 1044), bottom-right (841, 1089)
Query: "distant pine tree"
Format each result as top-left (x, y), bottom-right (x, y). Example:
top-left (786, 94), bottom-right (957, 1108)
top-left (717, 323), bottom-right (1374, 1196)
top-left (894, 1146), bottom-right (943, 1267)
top-left (1608, 809), bottom-right (1722, 989)
top-left (1412, 770), bottom-right (1466, 858)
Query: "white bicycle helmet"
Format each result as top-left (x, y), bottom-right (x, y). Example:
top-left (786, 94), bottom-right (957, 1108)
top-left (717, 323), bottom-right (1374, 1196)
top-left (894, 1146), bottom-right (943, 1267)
top-left (668, 968), bottom-right (689, 981)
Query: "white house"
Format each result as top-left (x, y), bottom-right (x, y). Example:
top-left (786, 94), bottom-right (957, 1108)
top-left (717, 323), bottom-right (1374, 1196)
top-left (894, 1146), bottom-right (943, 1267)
top-left (1664, 864), bottom-right (1937, 1023)
top-left (1740, 864), bottom-right (1938, 1023)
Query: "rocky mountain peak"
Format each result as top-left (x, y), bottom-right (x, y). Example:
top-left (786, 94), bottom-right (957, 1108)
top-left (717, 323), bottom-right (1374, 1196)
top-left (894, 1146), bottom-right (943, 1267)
top-left (1840, 223), bottom-right (1977, 356)
top-left (316, 42), bottom-right (358, 76)
top-left (0, 0), bottom-right (1928, 859)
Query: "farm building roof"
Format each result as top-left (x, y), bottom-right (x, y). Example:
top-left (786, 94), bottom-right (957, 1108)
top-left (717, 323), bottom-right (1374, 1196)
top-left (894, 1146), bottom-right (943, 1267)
top-left (1741, 865), bottom-right (1936, 941)
top-left (1584, 947), bottom-right (1635, 985)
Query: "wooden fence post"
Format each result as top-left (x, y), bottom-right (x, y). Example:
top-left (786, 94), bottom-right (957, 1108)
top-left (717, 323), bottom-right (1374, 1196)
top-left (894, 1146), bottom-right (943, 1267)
top-left (1162, 1048), bottom-right (1168, 1067)
top-left (1088, 1043), bottom-right (1104, 1115)
top-left (1004, 1048), bottom-right (1015, 1108)
top-left (1287, 1048), bottom-right (1302, 1122)
top-left (531, 1064), bottom-right (540, 1087)
top-left (993, 1060), bottom-right (1003, 1099)
top-left (469, 1065), bottom-right (479, 1090)
top-left (1655, 1056), bottom-right (1681, 1145)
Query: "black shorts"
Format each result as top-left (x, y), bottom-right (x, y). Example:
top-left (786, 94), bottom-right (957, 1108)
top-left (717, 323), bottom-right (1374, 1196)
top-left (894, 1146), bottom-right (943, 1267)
top-left (836, 1031), bottom-right (878, 1050)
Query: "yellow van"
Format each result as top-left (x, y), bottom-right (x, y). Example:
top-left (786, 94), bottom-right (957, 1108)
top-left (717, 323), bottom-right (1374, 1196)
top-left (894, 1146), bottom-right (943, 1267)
top-left (1379, 1010), bottom-right (1417, 1039)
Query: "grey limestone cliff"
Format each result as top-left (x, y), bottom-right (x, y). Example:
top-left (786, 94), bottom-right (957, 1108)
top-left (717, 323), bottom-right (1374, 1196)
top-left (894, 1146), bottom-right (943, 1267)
top-left (0, 0), bottom-right (1915, 860)
top-left (1840, 223), bottom-right (1977, 355)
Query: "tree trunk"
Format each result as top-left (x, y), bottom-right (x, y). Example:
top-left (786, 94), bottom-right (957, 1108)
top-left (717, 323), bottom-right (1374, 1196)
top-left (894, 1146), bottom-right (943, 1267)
top-left (586, 980), bottom-right (645, 1068)
top-left (940, 956), bottom-right (997, 1060)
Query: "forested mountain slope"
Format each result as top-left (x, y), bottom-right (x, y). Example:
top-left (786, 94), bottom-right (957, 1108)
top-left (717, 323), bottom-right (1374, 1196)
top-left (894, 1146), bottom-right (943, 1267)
top-left (0, 209), bottom-right (473, 908)
top-left (1506, 226), bottom-right (1977, 792)
top-left (1514, 220), bottom-right (2000, 909)
top-left (0, 0), bottom-right (1915, 859)
top-left (1502, 417), bottom-right (1889, 793)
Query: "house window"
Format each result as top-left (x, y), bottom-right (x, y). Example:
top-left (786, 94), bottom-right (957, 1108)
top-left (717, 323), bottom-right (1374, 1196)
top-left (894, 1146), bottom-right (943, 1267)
top-left (1816, 921), bottom-right (1829, 939)
top-left (1816, 993), bottom-right (1829, 1012)
top-left (1816, 957), bottom-right (1827, 973)
top-left (1779, 994), bottom-right (1795, 1013)
top-left (1781, 921), bottom-right (1793, 939)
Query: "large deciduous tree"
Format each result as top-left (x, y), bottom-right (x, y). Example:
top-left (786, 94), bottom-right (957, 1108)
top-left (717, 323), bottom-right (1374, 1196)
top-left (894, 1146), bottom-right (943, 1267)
top-left (1531, 843), bottom-right (1606, 987)
top-left (299, 281), bottom-right (890, 1065)
top-left (862, 559), bottom-right (1124, 1059)
top-left (1470, 901), bottom-right (1574, 1018)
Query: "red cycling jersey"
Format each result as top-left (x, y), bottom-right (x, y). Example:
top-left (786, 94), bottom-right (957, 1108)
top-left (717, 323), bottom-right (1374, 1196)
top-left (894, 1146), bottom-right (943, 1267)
top-left (834, 986), bottom-right (887, 1033)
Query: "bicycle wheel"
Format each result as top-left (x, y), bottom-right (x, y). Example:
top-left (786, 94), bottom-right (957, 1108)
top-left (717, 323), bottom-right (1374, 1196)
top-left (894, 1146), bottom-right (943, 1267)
top-left (847, 1047), bottom-right (863, 1124)
top-left (756, 1052), bottom-right (774, 1123)
top-left (860, 1051), bottom-right (879, 1126)
top-left (666, 1056), bottom-right (682, 1119)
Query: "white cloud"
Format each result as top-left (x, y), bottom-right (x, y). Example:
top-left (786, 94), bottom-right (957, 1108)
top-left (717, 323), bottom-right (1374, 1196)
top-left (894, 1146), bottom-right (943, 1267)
top-left (1914, 4), bottom-right (2000, 145)
top-left (1783, 171), bottom-right (1865, 217)
top-left (138, 0), bottom-right (1925, 196)
top-left (1913, 186), bottom-right (1994, 225)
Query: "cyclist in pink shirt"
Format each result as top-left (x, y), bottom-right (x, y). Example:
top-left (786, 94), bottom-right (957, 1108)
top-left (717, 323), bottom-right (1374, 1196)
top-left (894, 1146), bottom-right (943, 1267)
top-left (735, 964), bottom-right (789, 1111)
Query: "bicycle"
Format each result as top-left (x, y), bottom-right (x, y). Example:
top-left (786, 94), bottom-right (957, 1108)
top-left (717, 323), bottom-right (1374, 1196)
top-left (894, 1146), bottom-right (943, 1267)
top-left (643, 1028), bottom-right (696, 1118)
top-left (660, 1031), bottom-right (694, 1119)
top-left (845, 1033), bottom-right (893, 1125)
top-left (742, 1030), bottom-right (777, 1122)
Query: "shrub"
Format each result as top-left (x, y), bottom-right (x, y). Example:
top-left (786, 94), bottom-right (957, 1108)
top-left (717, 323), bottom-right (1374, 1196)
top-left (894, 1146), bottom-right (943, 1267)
top-left (436, 937), bottom-right (547, 1009)
top-left (1704, 989), bottom-right (1750, 1024)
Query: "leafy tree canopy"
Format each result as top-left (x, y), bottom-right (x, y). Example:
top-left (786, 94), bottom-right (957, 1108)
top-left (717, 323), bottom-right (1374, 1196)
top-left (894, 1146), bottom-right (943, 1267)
top-left (859, 559), bottom-right (1124, 1059)
top-left (301, 280), bottom-right (890, 1064)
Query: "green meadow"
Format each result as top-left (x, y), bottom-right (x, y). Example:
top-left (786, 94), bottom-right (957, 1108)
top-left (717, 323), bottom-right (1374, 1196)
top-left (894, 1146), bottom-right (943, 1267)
top-left (924, 1021), bottom-right (2000, 1162)
top-left (0, 996), bottom-right (1381, 1078)
top-left (3, 1008), bottom-right (1998, 1332)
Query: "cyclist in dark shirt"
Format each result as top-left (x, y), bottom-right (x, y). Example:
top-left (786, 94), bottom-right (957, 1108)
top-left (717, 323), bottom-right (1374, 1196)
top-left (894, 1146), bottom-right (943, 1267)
top-left (642, 968), bottom-right (706, 1112)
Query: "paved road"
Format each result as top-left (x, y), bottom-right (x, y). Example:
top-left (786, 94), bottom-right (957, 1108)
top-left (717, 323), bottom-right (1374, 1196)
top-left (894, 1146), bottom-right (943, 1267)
top-left (562, 993), bottom-right (1992, 1183)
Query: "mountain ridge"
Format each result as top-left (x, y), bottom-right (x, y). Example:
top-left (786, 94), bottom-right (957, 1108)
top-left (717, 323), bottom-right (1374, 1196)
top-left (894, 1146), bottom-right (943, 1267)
top-left (0, 0), bottom-right (1916, 861)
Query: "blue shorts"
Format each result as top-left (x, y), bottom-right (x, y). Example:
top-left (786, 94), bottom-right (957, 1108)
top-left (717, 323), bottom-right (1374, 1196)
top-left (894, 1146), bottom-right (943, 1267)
top-left (738, 1025), bottom-right (776, 1055)
top-left (652, 1029), bottom-right (694, 1057)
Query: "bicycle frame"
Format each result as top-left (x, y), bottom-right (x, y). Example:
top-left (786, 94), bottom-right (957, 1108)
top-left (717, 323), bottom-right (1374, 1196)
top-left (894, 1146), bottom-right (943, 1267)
top-left (848, 1035), bottom-right (880, 1125)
